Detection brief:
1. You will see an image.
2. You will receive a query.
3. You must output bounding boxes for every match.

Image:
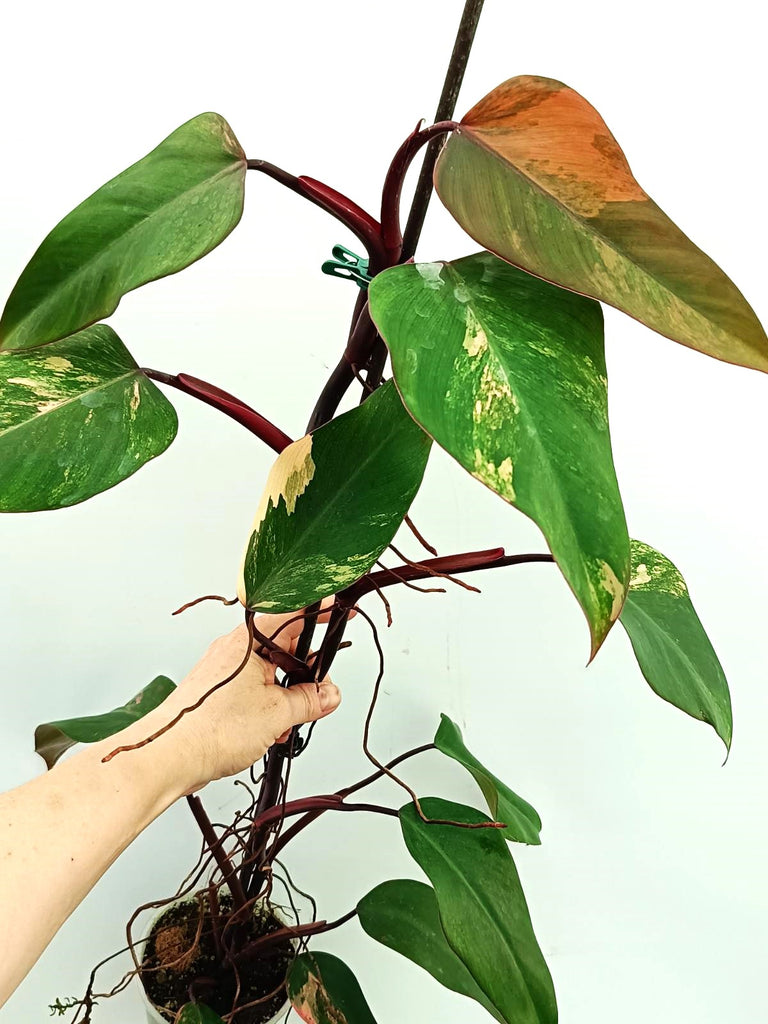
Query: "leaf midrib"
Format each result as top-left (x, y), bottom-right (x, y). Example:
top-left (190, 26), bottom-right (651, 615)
top-left (0, 367), bottom-right (140, 439)
top-left (620, 595), bottom-right (728, 723)
top-left (449, 130), bottom-right (733, 347)
top-left (442, 262), bottom-right (623, 616)
top-left (5, 159), bottom-right (243, 341)
top-left (410, 819), bottom-right (545, 1023)
top-left (250, 401), bottom-right (427, 602)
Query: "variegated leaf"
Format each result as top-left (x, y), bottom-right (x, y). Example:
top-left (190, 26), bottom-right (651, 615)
top-left (435, 76), bottom-right (768, 373)
top-left (368, 252), bottom-right (629, 656)
top-left (0, 324), bottom-right (177, 511)
top-left (287, 951), bottom-right (378, 1024)
top-left (1, 113), bottom-right (246, 351)
top-left (238, 381), bottom-right (430, 612)
top-left (620, 540), bottom-right (732, 751)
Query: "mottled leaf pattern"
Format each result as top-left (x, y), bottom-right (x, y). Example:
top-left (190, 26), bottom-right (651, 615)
top-left (620, 540), bottom-right (732, 750)
top-left (1, 113), bottom-right (246, 351)
top-left (238, 381), bottom-right (430, 612)
top-left (435, 76), bottom-right (768, 372)
top-left (358, 879), bottom-right (504, 1022)
top-left (369, 252), bottom-right (629, 655)
top-left (287, 951), bottom-right (378, 1024)
top-left (173, 1002), bottom-right (226, 1024)
top-left (0, 325), bottom-right (177, 511)
top-left (435, 714), bottom-right (541, 844)
top-left (35, 676), bottom-right (175, 769)
top-left (400, 798), bottom-right (557, 1024)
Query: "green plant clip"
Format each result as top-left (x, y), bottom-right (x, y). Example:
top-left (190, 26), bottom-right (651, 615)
top-left (321, 243), bottom-right (372, 289)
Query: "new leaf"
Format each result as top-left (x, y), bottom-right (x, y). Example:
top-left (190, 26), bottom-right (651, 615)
top-left (369, 251), bottom-right (629, 656)
top-left (435, 76), bottom-right (768, 372)
top-left (435, 714), bottom-right (541, 844)
top-left (0, 113), bottom-right (246, 351)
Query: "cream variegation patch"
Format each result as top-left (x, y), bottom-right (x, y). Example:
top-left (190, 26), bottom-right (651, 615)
top-left (237, 435), bottom-right (316, 606)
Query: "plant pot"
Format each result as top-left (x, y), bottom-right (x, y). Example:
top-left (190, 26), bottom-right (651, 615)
top-left (139, 889), bottom-right (294, 1024)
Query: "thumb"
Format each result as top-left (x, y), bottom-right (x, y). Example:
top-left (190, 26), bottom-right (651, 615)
top-left (281, 679), bottom-right (341, 729)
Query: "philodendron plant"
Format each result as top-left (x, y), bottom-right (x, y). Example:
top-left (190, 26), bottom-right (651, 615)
top-left (1, 3), bottom-right (764, 1021)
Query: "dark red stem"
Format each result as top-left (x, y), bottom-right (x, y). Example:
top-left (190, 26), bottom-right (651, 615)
top-left (380, 121), bottom-right (458, 264)
top-left (186, 795), bottom-right (248, 910)
top-left (269, 743), bottom-right (435, 860)
top-left (141, 369), bottom-right (292, 453)
top-left (231, 910), bottom-right (358, 966)
top-left (351, 550), bottom-right (556, 599)
top-left (246, 159), bottom-right (387, 270)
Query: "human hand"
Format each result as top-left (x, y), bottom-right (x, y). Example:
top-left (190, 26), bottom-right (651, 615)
top-left (139, 605), bottom-right (342, 795)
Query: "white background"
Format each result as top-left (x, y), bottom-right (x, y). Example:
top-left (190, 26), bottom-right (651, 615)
top-left (1, 1), bottom-right (766, 1021)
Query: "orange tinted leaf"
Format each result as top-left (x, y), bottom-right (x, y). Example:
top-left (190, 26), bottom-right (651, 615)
top-left (436, 76), bottom-right (768, 373)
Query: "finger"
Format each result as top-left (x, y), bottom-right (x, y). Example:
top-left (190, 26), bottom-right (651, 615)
top-left (279, 680), bottom-right (341, 729)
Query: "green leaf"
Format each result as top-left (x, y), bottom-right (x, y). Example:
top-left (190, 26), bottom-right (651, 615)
top-left (0, 113), bottom-right (246, 351)
top-left (238, 380), bottom-right (431, 611)
top-left (435, 714), bottom-right (541, 844)
top-left (287, 951), bottom-right (378, 1024)
top-left (358, 879), bottom-right (504, 1022)
top-left (0, 325), bottom-right (178, 511)
top-left (368, 251), bottom-right (629, 656)
top-left (35, 675), bottom-right (176, 769)
top-left (173, 1002), bottom-right (226, 1024)
top-left (400, 798), bottom-right (556, 1024)
top-left (435, 76), bottom-right (768, 373)
top-left (619, 540), bottom-right (732, 751)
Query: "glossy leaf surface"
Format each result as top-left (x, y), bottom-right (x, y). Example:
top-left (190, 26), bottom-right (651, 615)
top-left (0, 325), bottom-right (177, 511)
top-left (174, 1002), bottom-right (226, 1024)
top-left (435, 76), bottom-right (768, 372)
top-left (238, 381), bottom-right (431, 611)
top-left (620, 540), bottom-right (732, 750)
top-left (287, 951), bottom-right (378, 1024)
top-left (435, 714), bottom-right (541, 844)
top-left (358, 879), bottom-right (504, 1022)
top-left (35, 675), bottom-right (176, 769)
top-left (400, 798), bottom-right (557, 1024)
top-left (369, 252), bottom-right (629, 655)
top-left (0, 113), bottom-right (246, 351)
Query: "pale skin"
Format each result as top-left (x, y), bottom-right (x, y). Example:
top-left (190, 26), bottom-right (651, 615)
top-left (0, 607), bottom-right (341, 1007)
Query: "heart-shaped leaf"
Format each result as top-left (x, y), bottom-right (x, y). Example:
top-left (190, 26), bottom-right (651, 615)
top-left (435, 76), bottom-right (768, 373)
top-left (0, 324), bottom-right (177, 511)
top-left (35, 675), bottom-right (176, 769)
top-left (358, 879), bottom-right (504, 1022)
top-left (620, 540), bottom-right (732, 751)
top-left (400, 797), bottom-right (557, 1024)
top-left (238, 380), bottom-right (431, 612)
top-left (1, 113), bottom-right (246, 351)
top-left (287, 951), bottom-right (378, 1024)
top-left (173, 1002), bottom-right (226, 1024)
top-left (435, 714), bottom-right (541, 844)
top-left (369, 251), bottom-right (629, 656)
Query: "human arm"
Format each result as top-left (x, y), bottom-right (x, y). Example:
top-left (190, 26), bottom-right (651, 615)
top-left (0, 611), bottom-right (340, 1005)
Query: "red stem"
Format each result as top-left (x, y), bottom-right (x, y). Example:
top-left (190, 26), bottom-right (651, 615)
top-left (245, 159), bottom-right (387, 271)
top-left (380, 121), bottom-right (458, 264)
top-left (142, 369), bottom-right (293, 453)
